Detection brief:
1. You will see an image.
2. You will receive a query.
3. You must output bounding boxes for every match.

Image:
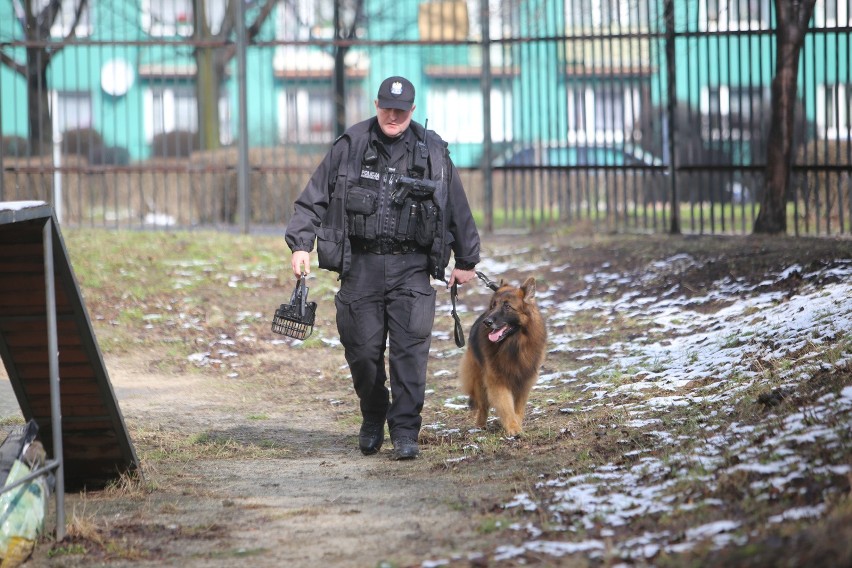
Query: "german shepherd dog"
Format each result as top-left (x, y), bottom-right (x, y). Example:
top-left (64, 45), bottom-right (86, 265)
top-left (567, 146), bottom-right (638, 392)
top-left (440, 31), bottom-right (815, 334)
top-left (460, 277), bottom-right (547, 436)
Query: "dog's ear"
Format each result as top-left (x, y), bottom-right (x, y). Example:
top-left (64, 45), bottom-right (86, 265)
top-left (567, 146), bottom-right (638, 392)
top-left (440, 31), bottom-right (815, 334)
top-left (521, 277), bottom-right (537, 301)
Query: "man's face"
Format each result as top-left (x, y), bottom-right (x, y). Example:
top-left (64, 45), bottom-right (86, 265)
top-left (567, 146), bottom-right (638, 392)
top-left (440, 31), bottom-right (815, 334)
top-left (375, 101), bottom-right (415, 138)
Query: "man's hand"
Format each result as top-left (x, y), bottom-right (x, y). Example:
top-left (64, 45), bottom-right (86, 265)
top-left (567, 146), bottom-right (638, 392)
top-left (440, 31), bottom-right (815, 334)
top-left (447, 267), bottom-right (476, 288)
top-left (291, 251), bottom-right (311, 278)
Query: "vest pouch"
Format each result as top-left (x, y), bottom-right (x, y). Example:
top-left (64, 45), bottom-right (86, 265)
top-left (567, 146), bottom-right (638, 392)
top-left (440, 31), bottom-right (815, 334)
top-left (346, 186), bottom-right (379, 240)
top-left (316, 226), bottom-right (344, 272)
top-left (317, 172), bottom-right (347, 273)
top-left (415, 199), bottom-right (438, 247)
top-left (395, 200), bottom-right (420, 240)
top-left (345, 186), bottom-right (378, 215)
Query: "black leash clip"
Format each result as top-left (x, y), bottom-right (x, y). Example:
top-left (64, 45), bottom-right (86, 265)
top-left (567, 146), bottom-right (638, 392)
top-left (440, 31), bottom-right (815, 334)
top-left (476, 270), bottom-right (500, 291)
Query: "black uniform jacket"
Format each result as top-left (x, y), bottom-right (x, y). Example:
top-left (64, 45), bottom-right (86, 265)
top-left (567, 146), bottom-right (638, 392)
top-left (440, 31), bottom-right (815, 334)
top-left (285, 117), bottom-right (480, 281)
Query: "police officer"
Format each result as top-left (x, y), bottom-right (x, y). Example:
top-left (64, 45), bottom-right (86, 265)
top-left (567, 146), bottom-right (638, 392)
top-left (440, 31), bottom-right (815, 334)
top-left (285, 76), bottom-right (480, 460)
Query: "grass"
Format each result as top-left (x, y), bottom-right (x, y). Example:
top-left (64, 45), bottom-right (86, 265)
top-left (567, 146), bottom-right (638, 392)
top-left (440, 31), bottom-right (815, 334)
top-left (63, 228), bottom-right (303, 378)
top-left (34, 228), bottom-right (851, 567)
top-left (133, 427), bottom-right (292, 463)
top-left (474, 201), bottom-right (852, 235)
top-left (0, 415), bottom-right (24, 426)
top-left (49, 500), bottom-right (147, 562)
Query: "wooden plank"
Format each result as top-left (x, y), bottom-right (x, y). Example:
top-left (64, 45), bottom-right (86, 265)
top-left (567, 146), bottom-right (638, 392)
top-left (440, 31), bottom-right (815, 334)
top-left (3, 330), bottom-right (84, 348)
top-left (32, 417), bottom-right (116, 429)
top-left (21, 379), bottom-right (104, 396)
top-left (0, 275), bottom-right (48, 292)
top-left (0, 287), bottom-right (71, 308)
top-left (29, 403), bottom-right (112, 418)
top-left (0, 349), bottom-right (89, 365)
top-left (0, 319), bottom-right (79, 335)
top-left (17, 362), bottom-right (97, 380)
top-left (0, 244), bottom-right (44, 255)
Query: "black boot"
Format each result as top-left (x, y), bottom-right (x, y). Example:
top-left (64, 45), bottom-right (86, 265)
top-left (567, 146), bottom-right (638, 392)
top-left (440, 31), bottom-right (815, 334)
top-left (359, 421), bottom-right (385, 455)
top-left (390, 436), bottom-right (419, 460)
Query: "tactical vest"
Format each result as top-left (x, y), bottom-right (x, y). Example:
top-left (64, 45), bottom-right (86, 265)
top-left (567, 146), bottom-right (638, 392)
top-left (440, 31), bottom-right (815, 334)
top-left (317, 118), bottom-right (451, 280)
top-left (344, 127), bottom-right (437, 245)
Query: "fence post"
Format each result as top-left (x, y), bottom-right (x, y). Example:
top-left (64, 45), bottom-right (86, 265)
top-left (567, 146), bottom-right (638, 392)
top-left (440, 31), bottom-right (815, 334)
top-left (43, 218), bottom-right (65, 541)
top-left (664, 0), bottom-right (680, 234)
top-left (480, 0), bottom-right (493, 233)
top-left (0, 86), bottom-right (4, 201)
top-left (235, 0), bottom-right (250, 234)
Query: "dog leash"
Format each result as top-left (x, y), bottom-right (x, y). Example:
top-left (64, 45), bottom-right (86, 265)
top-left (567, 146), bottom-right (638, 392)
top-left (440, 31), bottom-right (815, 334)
top-left (450, 283), bottom-right (465, 348)
top-left (450, 270), bottom-right (501, 348)
top-left (476, 270), bottom-right (500, 291)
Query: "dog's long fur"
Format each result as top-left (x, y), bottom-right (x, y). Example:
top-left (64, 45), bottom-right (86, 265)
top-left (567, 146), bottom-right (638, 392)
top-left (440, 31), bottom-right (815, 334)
top-left (460, 277), bottom-right (547, 436)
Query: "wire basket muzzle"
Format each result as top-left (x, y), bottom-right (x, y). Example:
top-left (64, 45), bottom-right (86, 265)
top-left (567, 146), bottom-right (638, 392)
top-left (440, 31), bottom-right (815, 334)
top-left (271, 301), bottom-right (316, 339)
top-left (271, 274), bottom-right (317, 340)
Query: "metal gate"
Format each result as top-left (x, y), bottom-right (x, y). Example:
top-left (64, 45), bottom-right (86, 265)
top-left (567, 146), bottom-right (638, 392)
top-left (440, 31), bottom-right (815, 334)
top-left (1, 0), bottom-right (849, 235)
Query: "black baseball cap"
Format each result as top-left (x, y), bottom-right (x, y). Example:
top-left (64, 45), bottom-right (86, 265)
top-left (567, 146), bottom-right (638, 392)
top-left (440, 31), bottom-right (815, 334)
top-left (377, 76), bottom-right (415, 111)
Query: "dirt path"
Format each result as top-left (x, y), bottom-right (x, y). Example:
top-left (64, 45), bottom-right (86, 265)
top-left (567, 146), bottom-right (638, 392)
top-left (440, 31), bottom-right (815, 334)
top-left (44, 348), bottom-right (509, 567)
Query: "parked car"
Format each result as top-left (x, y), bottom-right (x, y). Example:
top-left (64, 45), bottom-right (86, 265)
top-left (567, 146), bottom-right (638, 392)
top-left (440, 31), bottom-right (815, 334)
top-left (492, 142), bottom-right (670, 204)
top-left (493, 142), bottom-right (665, 168)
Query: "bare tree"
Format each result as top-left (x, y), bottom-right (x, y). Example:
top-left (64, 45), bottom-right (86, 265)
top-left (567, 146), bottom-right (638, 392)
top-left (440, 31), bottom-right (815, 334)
top-left (192, 0), bottom-right (277, 151)
top-left (754, 0), bottom-right (817, 234)
top-left (333, 0), bottom-right (366, 137)
top-left (0, 0), bottom-right (88, 155)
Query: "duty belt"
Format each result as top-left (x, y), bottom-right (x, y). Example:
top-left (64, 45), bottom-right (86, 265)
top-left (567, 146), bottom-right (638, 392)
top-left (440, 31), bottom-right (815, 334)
top-left (350, 238), bottom-right (425, 255)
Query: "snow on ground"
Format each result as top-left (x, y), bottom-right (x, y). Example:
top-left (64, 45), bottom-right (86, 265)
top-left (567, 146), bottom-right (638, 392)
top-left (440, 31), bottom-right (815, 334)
top-left (431, 254), bottom-right (852, 565)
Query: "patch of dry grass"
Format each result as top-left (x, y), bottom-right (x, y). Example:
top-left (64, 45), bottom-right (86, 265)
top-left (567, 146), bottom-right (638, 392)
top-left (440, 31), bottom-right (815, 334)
top-left (52, 229), bottom-right (852, 566)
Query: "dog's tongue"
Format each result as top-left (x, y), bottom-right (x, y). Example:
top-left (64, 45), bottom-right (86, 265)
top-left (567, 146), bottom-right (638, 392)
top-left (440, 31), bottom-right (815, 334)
top-left (488, 326), bottom-right (508, 343)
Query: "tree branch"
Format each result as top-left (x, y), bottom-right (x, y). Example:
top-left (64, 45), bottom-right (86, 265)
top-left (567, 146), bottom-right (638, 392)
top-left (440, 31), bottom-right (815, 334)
top-left (246, 0), bottom-right (277, 41)
top-left (36, 0), bottom-right (63, 39)
top-left (346, 0), bottom-right (366, 41)
top-left (65, 0), bottom-right (90, 40)
top-left (0, 49), bottom-right (27, 76)
top-left (219, 0), bottom-right (278, 63)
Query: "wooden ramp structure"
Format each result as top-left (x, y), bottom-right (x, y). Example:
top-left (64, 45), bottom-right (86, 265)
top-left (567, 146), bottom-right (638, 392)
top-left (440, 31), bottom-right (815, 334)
top-left (0, 202), bottom-right (138, 498)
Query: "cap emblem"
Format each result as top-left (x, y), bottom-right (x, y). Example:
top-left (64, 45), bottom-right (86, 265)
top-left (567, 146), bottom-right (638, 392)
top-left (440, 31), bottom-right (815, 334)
top-left (391, 81), bottom-right (403, 96)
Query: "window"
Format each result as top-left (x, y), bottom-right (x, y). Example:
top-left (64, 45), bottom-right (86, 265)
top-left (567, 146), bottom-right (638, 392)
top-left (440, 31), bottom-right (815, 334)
top-left (566, 0), bottom-right (655, 30)
top-left (815, 0), bottom-right (852, 27)
top-left (141, 0), bottom-right (228, 37)
top-left (51, 91), bottom-right (92, 136)
top-left (467, 0), bottom-right (514, 64)
top-left (278, 89), bottom-right (335, 144)
top-left (467, 0), bottom-right (513, 39)
top-left (147, 86), bottom-right (197, 138)
top-left (817, 84), bottom-right (852, 139)
top-left (700, 86), bottom-right (770, 141)
top-left (278, 85), bottom-right (367, 144)
top-left (273, 0), bottom-right (369, 73)
top-left (566, 84), bottom-right (640, 144)
top-left (276, 0), bottom-right (357, 44)
top-left (425, 85), bottom-right (512, 144)
top-left (700, 0), bottom-right (771, 31)
top-left (15, 0), bottom-right (92, 37)
top-left (143, 86), bottom-right (232, 144)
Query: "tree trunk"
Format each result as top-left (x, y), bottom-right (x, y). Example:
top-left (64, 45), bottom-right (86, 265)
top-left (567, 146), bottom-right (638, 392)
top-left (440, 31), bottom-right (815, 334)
top-left (196, 49), bottom-right (222, 151)
top-left (26, 49), bottom-right (53, 156)
top-left (334, 46), bottom-right (348, 138)
top-left (754, 0), bottom-right (816, 234)
top-left (333, 0), bottom-right (347, 138)
top-left (195, 0), bottom-right (221, 151)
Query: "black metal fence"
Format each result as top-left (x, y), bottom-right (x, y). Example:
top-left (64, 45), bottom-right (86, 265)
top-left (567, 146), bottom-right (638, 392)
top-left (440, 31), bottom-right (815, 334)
top-left (0, 0), bottom-right (849, 236)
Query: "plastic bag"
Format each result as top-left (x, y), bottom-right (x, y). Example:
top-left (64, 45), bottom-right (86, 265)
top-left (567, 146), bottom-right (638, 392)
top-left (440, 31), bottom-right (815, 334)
top-left (0, 459), bottom-right (48, 566)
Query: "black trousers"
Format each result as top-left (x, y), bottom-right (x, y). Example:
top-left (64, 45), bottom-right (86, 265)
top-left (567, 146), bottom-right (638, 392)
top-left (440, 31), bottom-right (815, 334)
top-left (334, 251), bottom-right (436, 440)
